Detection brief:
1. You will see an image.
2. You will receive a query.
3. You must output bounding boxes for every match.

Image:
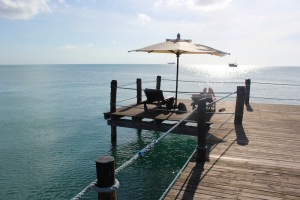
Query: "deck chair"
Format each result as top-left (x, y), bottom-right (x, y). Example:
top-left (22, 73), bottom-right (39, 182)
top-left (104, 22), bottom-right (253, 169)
top-left (142, 88), bottom-right (174, 111)
top-left (191, 94), bottom-right (216, 111)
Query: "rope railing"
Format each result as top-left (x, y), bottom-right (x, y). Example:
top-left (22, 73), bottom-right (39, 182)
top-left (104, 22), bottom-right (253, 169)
top-left (71, 106), bottom-right (198, 200)
top-left (70, 74), bottom-right (300, 200)
top-left (117, 82), bottom-right (136, 87)
top-left (117, 80), bottom-right (156, 88)
top-left (73, 86), bottom-right (240, 200)
top-left (252, 81), bottom-right (300, 87)
top-left (160, 78), bottom-right (300, 87)
top-left (159, 108), bottom-right (236, 200)
top-left (159, 79), bottom-right (300, 104)
top-left (115, 96), bottom-right (137, 103)
top-left (207, 91), bottom-right (237, 107)
top-left (117, 86), bottom-right (137, 90)
top-left (159, 148), bottom-right (197, 200)
top-left (251, 96), bottom-right (300, 101)
top-left (116, 106), bottom-right (198, 173)
top-left (116, 87), bottom-right (235, 96)
top-left (161, 78), bottom-right (244, 84)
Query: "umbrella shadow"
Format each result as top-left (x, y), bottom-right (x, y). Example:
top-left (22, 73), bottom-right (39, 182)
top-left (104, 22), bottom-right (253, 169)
top-left (235, 124), bottom-right (249, 145)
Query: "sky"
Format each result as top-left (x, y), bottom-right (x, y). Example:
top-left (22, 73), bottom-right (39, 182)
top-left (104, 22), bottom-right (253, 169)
top-left (0, 0), bottom-right (300, 66)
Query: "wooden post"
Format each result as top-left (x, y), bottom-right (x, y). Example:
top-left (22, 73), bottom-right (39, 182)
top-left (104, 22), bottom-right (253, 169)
top-left (137, 78), bottom-right (142, 104)
top-left (96, 156), bottom-right (117, 200)
top-left (110, 80), bottom-right (117, 143)
top-left (234, 86), bottom-right (246, 125)
top-left (245, 79), bottom-right (251, 105)
top-left (110, 80), bottom-right (117, 113)
top-left (111, 125), bottom-right (117, 144)
top-left (197, 98), bottom-right (207, 162)
top-left (156, 76), bottom-right (161, 90)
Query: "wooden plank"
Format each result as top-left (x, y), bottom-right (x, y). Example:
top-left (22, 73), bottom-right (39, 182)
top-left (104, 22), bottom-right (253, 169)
top-left (163, 102), bottom-right (300, 199)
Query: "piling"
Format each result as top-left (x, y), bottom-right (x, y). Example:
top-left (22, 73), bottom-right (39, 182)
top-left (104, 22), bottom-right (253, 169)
top-left (111, 80), bottom-right (117, 143)
top-left (137, 78), bottom-right (142, 104)
top-left (156, 76), bottom-right (161, 90)
top-left (245, 79), bottom-right (251, 105)
top-left (95, 156), bottom-right (117, 200)
top-left (234, 86), bottom-right (246, 125)
top-left (197, 98), bottom-right (207, 162)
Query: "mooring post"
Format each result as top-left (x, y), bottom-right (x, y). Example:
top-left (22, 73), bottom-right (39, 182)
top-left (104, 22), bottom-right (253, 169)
top-left (137, 78), bottom-right (142, 104)
top-left (197, 98), bottom-right (207, 163)
top-left (95, 156), bottom-right (117, 200)
top-left (234, 86), bottom-right (246, 125)
top-left (110, 80), bottom-right (117, 113)
top-left (245, 79), bottom-right (251, 105)
top-left (156, 75), bottom-right (161, 90)
top-left (110, 80), bottom-right (117, 143)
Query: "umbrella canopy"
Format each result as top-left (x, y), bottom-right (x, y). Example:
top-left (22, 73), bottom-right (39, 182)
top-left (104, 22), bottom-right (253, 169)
top-left (129, 33), bottom-right (229, 107)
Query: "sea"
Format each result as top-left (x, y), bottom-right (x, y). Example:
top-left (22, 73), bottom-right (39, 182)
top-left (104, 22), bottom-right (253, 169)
top-left (0, 64), bottom-right (299, 200)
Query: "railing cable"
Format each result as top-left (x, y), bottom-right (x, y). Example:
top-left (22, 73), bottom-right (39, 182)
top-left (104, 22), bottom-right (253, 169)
top-left (71, 107), bottom-right (198, 200)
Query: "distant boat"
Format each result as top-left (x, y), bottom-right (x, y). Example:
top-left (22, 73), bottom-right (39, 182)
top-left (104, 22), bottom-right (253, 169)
top-left (167, 62), bottom-right (175, 64)
top-left (229, 63), bottom-right (238, 67)
top-left (229, 58), bottom-right (238, 67)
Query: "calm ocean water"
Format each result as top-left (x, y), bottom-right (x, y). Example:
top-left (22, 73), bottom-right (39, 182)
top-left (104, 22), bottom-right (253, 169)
top-left (0, 64), bottom-right (299, 200)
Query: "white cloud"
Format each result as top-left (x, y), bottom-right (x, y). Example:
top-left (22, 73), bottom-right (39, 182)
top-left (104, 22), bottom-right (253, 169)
top-left (0, 0), bottom-right (51, 20)
top-left (155, 0), bottom-right (232, 11)
top-left (137, 13), bottom-right (151, 24)
top-left (186, 0), bottom-right (232, 11)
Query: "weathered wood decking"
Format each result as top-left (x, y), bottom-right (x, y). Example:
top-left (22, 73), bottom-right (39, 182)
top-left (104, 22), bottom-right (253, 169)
top-left (105, 98), bottom-right (221, 135)
top-left (164, 102), bottom-right (300, 199)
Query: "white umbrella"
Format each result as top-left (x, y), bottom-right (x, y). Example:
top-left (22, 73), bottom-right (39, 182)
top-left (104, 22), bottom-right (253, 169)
top-left (129, 33), bottom-right (229, 107)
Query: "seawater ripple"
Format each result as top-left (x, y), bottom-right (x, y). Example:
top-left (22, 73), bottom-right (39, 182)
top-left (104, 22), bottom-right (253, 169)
top-left (0, 64), bottom-right (299, 200)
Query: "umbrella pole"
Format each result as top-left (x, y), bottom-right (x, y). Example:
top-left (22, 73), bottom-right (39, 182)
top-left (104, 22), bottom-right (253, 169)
top-left (175, 53), bottom-right (180, 108)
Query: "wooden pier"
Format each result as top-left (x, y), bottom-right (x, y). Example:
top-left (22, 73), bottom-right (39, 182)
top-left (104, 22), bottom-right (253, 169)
top-left (164, 102), bottom-right (300, 199)
top-left (102, 78), bottom-right (299, 199)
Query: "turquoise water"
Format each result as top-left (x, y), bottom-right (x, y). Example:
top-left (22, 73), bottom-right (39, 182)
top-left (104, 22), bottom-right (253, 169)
top-left (0, 64), bottom-right (299, 200)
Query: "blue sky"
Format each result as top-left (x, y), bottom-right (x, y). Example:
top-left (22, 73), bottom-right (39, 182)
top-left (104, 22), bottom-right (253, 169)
top-left (0, 0), bottom-right (299, 66)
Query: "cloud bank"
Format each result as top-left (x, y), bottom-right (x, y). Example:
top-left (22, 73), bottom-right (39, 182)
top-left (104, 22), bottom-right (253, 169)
top-left (0, 0), bottom-right (51, 20)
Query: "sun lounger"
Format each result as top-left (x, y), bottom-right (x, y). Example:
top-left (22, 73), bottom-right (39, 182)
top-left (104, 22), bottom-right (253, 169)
top-left (142, 88), bottom-right (174, 111)
top-left (191, 94), bottom-right (216, 111)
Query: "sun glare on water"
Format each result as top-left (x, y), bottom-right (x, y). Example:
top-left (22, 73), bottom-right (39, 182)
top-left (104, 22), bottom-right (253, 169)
top-left (184, 64), bottom-right (263, 79)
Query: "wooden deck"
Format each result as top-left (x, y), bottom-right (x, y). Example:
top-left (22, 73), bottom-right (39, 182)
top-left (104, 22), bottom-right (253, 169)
top-left (104, 98), bottom-right (224, 135)
top-left (164, 102), bottom-right (300, 199)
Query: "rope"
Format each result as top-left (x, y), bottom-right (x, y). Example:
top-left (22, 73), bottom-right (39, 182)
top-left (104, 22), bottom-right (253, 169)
top-left (252, 81), bottom-right (300, 87)
top-left (117, 86), bottom-right (137, 90)
top-left (177, 91), bottom-right (235, 95)
top-left (207, 113), bottom-right (235, 139)
top-left (92, 179), bottom-right (120, 193)
top-left (115, 107), bottom-right (198, 174)
top-left (159, 148), bottom-right (197, 200)
top-left (71, 179), bottom-right (120, 200)
top-left (206, 91), bottom-right (236, 107)
top-left (143, 80), bottom-right (157, 83)
top-left (161, 78), bottom-right (244, 84)
top-left (252, 96), bottom-right (300, 101)
top-left (72, 93), bottom-right (234, 199)
top-left (199, 138), bottom-right (237, 182)
top-left (115, 96), bottom-right (137, 103)
top-left (159, 112), bottom-right (235, 199)
top-left (117, 82), bottom-right (136, 87)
